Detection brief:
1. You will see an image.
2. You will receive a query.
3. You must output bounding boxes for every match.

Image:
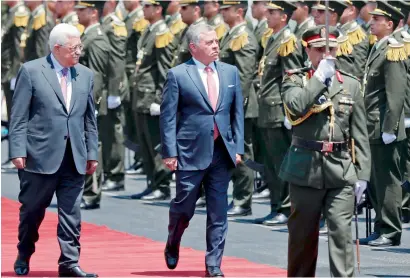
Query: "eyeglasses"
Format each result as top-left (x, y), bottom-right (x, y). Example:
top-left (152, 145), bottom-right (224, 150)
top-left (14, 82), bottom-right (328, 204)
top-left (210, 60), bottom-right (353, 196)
top-left (59, 44), bottom-right (84, 53)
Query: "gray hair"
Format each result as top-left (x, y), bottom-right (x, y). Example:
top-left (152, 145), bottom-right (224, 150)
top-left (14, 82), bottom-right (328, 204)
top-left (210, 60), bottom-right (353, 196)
top-left (48, 23), bottom-right (81, 50)
top-left (186, 23), bottom-right (216, 46)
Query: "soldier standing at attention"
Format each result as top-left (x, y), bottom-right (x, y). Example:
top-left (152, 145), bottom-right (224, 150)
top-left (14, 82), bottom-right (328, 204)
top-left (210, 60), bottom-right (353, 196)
top-left (357, 0), bottom-right (376, 33)
top-left (360, 1), bottom-right (408, 247)
top-left (23, 0), bottom-right (55, 62)
top-left (166, 0), bottom-right (186, 41)
top-left (122, 0), bottom-right (148, 176)
top-left (291, 1), bottom-right (315, 41)
top-left (75, 0), bottom-right (111, 210)
top-left (100, 0), bottom-right (129, 192)
top-left (282, 25), bottom-right (370, 277)
top-left (219, 0), bottom-right (258, 217)
top-left (54, 0), bottom-right (84, 34)
top-left (251, 1), bottom-right (269, 46)
top-left (254, 1), bottom-right (302, 225)
top-left (131, 0), bottom-right (176, 201)
top-left (203, 0), bottom-right (227, 41)
top-left (1, 1), bottom-right (29, 171)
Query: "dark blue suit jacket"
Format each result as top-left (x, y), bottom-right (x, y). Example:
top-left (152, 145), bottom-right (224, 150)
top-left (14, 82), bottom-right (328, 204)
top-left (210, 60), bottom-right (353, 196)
top-left (160, 58), bottom-right (244, 171)
top-left (9, 55), bottom-right (98, 175)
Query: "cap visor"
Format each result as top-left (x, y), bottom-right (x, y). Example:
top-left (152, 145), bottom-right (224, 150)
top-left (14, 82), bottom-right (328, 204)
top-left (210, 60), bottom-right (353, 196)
top-left (74, 5), bottom-right (87, 9)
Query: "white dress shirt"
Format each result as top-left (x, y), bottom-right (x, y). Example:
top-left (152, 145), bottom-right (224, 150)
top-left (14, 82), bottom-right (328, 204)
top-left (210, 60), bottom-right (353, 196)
top-left (50, 53), bottom-right (72, 111)
top-left (192, 57), bottom-right (220, 100)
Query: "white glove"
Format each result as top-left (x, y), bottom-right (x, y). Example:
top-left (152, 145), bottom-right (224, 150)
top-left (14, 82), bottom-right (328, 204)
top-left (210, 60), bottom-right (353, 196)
top-left (107, 96), bottom-right (121, 109)
top-left (382, 132), bottom-right (396, 144)
top-left (354, 180), bottom-right (367, 204)
top-left (150, 103), bottom-right (161, 116)
top-left (314, 58), bottom-right (335, 84)
top-left (405, 118), bottom-right (410, 128)
top-left (284, 117), bottom-right (292, 130)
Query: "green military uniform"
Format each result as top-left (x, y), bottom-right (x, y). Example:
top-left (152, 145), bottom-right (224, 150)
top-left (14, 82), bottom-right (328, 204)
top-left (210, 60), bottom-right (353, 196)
top-left (100, 12), bottom-right (129, 190)
top-left (166, 12), bottom-right (186, 42)
top-left (133, 2), bottom-right (177, 198)
top-left (256, 2), bottom-right (304, 221)
top-left (58, 11), bottom-right (85, 34)
top-left (219, 1), bottom-right (258, 212)
top-left (23, 4), bottom-right (55, 62)
top-left (76, 0), bottom-right (111, 208)
top-left (123, 6), bottom-right (149, 163)
top-left (281, 26), bottom-right (371, 277)
top-left (206, 13), bottom-right (228, 41)
top-left (1, 3), bottom-right (28, 128)
top-left (361, 2), bottom-right (408, 245)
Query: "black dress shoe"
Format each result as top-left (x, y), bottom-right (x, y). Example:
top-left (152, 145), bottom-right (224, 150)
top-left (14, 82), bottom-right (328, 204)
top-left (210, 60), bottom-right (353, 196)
top-left (263, 213), bottom-right (288, 226)
top-left (368, 236), bottom-right (400, 247)
top-left (130, 187), bottom-right (153, 199)
top-left (358, 232), bottom-right (380, 245)
top-left (164, 243), bottom-right (179, 270)
top-left (58, 266), bottom-right (98, 277)
top-left (227, 206), bottom-right (252, 217)
top-left (80, 200), bottom-right (100, 210)
top-left (14, 255), bottom-right (30, 276)
top-left (102, 180), bottom-right (125, 191)
top-left (196, 197), bottom-right (206, 208)
top-left (252, 189), bottom-right (270, 199)
top-left (254, 211), bottom-right (277, 224)
top-left (142, 189), bottom-right (170, 201)
top-left (205, 266), bottom-right (224, 277)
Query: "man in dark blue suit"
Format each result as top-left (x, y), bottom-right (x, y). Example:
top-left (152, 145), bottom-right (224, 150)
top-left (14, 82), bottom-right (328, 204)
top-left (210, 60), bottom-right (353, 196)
top-left (9, 23), bottom-right (98, 277)
top-left (160, 23), bottom-right (244, 277)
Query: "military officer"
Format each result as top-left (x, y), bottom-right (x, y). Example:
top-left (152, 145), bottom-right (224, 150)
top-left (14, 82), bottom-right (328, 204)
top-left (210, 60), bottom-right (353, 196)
top-left (291, 1), bottom-right (315, 40)
top-left (123, 0), bottom-right (149, 175)
top-left (131, 0), bottom-right (176, 201)
top-left (1, 1), bottom-right (29, 171)
top-left (100, 0), bottom-right (129, 192)
top-left (22, 1), bottom-right (55, 62)
top-left (54, 0), bottom-right (84, 34)
top-left (360, 1), bottom-right (408, 246)
top-left (166, 0), bottom-right (186, 41)
top-left (203, 0), bottom-right (227, 41)
top-left (172, 0), bottom-right (206, 67)
top-left (282, 25), bottom-right (371, 277)
top-left (251, 1), bottom-right (269, 46)
top-left (254, 1), bottom-right (304, 225)
top-left (75, 0), bottom-right (111, 209)
top-left (218, 0), bottom-right (258, 217)
top-left (357, 0), bottom-right (377, 33)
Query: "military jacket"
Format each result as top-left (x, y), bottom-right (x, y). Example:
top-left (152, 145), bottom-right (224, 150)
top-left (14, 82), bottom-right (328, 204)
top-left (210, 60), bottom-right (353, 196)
top-left (79, 23), bottom-right (110, 115)
top-left (172, 17), bottom-right (205, 67)
top-left (134, 19), bottom-right (177, 113)
top-left (1, 3), bottom-right (28, 83)
top-left (363, 36), bottom-right (408, 143)
top-left (23, 4), bottom-right (55, 62)
top-left (167, 12), bottom-right (186, 42)
top-left (124, 7), bottom-right (149, 75)
top-left (101, 13), bottom-right (128, 99)
top-left (207, 14), bottom-right (228, 41)
top-left (337, 21), bottom-right (369, 81)
top-left (253, 18), bottom-right (268, 45)
top-left (60, 11), bottom-right (84, 35)
top-left (280, 70), bottom-right (371, 189)
top-left (219, 22), bottom-right (259, 119)
top-left (294, 17), bottom-right (315, 40)
top-left (257, 26), bottom-right (306, 128)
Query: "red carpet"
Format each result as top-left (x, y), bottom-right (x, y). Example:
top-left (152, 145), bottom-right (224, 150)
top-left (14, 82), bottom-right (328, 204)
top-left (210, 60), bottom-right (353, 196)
top-left (1, 197), bottom-right (286, 277)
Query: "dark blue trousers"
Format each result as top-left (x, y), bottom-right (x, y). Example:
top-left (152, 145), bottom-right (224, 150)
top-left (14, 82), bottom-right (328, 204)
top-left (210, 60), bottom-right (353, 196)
top-left (167, 137), bottom-right (233, 267)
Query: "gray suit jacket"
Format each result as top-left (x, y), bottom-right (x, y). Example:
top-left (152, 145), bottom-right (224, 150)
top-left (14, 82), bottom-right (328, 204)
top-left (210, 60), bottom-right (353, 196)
top-left (9, 55), bottom-right (98, 175)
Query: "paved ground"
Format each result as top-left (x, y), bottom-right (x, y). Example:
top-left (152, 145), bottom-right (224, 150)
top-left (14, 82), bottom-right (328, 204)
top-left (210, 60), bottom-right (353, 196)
top-left (2, 141), bottom-right (410, 277)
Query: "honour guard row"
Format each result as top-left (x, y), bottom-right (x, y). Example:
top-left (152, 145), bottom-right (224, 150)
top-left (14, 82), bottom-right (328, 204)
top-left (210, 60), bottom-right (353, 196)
top-left (1, 0), bottom-right (410, 276)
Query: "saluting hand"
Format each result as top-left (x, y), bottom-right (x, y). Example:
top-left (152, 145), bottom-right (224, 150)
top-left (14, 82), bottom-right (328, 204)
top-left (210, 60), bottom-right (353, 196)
top-left (86, 160), bottom-right (98, 175)
top-left (163, 157), bottom-right (177, 171)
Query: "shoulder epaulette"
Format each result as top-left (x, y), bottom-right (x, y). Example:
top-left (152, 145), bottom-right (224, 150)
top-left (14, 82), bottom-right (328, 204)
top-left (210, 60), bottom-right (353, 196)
top-left (214, 23), bottom-right (227, 40)
top-left (336, 35), bottom-right (353, 56)
top-left (386, 37), bottom-right (407, 62)
top-left (347, 22), bottom-right (366, 45)
top-left (133, 17), bottom-right (149, 33)
top-left (278, 29), bottom-right (297, 57)
top-left (32, 10), bottom-right (46, 31)
top-left (369, 34), bottom-right (377, 45)
top-left (14, 6), bottom-right (29, 28)
top-left (170, 18), bottom-right (186, 35)
top-left (111, 20), bottom-right (127, 37)
top-left (229, 25), bottom-right (249, 51)
top-left (76, 23), bottom-right (85, 35)
top-left (155, 23), bottom-right (174, 48)
top-left (400, 31), bottom-right (410, 56)
top-left (261, 28), bottom-right (273, 49)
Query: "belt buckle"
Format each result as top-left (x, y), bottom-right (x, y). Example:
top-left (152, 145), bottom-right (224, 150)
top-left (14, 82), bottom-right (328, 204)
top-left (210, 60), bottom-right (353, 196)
top-left (321, 141), bottom-right (333, 152)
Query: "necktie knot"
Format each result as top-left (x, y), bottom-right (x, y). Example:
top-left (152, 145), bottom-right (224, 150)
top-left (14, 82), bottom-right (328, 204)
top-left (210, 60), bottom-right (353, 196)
top-left (204, 66), bottom-right (213, 73)
top-left (61, 68), bottom-right (69, 77)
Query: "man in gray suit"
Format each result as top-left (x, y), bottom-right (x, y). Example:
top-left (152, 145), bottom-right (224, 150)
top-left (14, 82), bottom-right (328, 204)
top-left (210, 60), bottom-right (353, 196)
top-left (9, 23), bottom-right (98, 277)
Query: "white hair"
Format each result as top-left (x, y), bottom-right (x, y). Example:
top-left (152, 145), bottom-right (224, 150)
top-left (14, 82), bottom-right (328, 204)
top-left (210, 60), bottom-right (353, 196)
top-left (48, 23), bottom-right (81, 50)
top-left (186, 23), bottom-right (216, 46)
